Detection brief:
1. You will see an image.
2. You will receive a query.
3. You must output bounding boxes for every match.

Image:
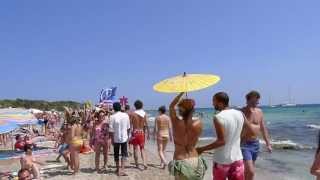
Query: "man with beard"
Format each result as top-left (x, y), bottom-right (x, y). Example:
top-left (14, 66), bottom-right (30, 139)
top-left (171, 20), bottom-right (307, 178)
top-left (197, 92), bottom-right (254, 180)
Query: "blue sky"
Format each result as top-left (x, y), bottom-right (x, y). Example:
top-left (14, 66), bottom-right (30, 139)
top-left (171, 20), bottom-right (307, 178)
top-left (1, 1), bottom-right (319, 109)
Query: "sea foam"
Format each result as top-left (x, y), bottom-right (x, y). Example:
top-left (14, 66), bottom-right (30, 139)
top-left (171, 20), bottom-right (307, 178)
top-left (306, 124), bottom-right (320, 130)
top-left (260, 139), bottom-right (313, 150)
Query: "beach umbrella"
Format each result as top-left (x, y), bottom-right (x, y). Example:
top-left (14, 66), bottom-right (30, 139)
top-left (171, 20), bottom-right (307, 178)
top-left (0, 120), bottom-right (19, 134)
top-left (153, 72), bottom-right (221, 93)
top-left (0, 108), bottom-right (38, 125)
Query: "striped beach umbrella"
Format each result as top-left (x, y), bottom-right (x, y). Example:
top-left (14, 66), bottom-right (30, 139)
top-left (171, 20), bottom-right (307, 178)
top-left (0, 108), bottom-right (38, 125)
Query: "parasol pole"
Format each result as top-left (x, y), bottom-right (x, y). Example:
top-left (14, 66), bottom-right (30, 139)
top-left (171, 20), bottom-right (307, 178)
top-left (183, 72), bottom-right (188, 98)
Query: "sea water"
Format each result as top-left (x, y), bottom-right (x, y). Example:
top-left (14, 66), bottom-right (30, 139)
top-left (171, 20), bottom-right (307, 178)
top-left (147, 104), bottom-right (320, 179)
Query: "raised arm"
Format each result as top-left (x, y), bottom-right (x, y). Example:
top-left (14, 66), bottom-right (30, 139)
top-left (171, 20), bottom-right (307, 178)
top-left (169, 92), bottom-right (184, 125)
top-left (260, 114), bottom-right (272, 153)
top-left (64, 107), bottom-right (71, 123)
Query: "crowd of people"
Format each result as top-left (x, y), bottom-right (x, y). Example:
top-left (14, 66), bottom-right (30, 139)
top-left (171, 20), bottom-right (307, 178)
top-left (0, 111), bottom-right (59, 149)
top-left (12, 90), bottom-right (320, 180)
top-left (15, 99), bottom-right (152, 179)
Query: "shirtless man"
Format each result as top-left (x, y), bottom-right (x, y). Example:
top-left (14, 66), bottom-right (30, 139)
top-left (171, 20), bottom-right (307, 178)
top-left (241, 91), bottom-right (272, 180)
top-left (153, 106), bottom-right (172, 169)
top-left (130, 100), bottom-right (150, 170)
top-left (169, 92), bottom-right (207, 180)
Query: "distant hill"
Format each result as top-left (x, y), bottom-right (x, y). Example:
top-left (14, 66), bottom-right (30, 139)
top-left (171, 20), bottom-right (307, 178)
top-left (0, 99), bottom-right (82, 111)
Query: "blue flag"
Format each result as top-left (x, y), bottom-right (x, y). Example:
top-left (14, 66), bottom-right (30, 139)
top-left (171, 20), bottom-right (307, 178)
top-left (99, 87), bottom-right (117, 103)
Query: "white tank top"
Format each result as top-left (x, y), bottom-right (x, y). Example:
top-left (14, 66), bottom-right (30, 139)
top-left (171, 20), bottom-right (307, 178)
top-left (213, 109), bottom-right (244, 164)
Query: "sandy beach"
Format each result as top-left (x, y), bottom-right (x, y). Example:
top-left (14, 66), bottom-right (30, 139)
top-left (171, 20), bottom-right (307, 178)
top-left (0, 140), bottom-right (173, 180)
top-left (0, 138), bottom-right (313, 180)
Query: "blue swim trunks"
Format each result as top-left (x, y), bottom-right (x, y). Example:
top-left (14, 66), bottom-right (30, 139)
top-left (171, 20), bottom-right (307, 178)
top-left (58, 144), bottom-right (69, 154)
top-left (241, 140), bottom-right (260, 161)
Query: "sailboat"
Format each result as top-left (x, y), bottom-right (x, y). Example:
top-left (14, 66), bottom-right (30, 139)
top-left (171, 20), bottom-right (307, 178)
top-left (280, 86), bottom-right (297, 107)
top-left (268, 96), bottom-right (277, 108)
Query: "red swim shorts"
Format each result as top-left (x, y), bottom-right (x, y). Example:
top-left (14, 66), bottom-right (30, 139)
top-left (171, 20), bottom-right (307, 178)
top-left (213, 160), bottom-right (244, 180)
top-left (130, 130), bottom-right (145, 149)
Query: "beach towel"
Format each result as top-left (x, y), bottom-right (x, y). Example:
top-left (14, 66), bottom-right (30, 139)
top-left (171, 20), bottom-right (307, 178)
top-left (134, 110), bottom-right (146, 118)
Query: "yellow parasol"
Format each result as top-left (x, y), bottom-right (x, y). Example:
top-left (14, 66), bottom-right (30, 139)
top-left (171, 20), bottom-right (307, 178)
top-left (153, 72), bottom-right (220, 93)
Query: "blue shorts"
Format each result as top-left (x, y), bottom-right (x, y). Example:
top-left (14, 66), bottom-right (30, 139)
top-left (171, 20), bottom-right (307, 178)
top-left (58, 144), bottom-right (69, 154)
top-left (241, 140), bottom-right (260, 161)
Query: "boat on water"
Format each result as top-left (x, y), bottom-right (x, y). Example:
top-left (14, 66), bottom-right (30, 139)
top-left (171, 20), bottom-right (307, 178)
top-left (279, 86), bottom-right (297, 107)
top-left (280, 103), bottom-right (297, 107)
top-left (268, 96), bottom-right (277, 108)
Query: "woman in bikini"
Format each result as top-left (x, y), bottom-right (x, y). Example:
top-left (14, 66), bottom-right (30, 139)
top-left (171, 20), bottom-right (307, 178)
top-left (91, 110), bottom-right (109, 171)
top-left (65, 108), bottom-right (83, 174)
top-left (168, 93), bottom-right (207, 180)
top-left (20, 145), bottom-right (44, 179)
top-left (154, 106), bottom-right (172, 169)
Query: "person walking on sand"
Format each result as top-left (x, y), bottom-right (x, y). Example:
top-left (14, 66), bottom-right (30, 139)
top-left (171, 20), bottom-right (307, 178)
top-left (154, 105), bottom-right (172, 169)
top-left (91, 110), bottom-right (109, 172)
top-left (311, 131), bottom-right (320, 180)
top-left (197, 92), bottom-right (254, 180)
top-left (109, 102), bottom-right (131, 176)
top-left (130, 100), bottom-right (150, 170)
top-left (241, 91), bottom-right (272, 180)
top-left (168, 92), bottom-right (207, 180)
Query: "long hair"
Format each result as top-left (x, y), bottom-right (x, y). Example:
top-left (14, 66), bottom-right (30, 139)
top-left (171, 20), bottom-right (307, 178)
top-left (178, 99), bottom-right (195, 119)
